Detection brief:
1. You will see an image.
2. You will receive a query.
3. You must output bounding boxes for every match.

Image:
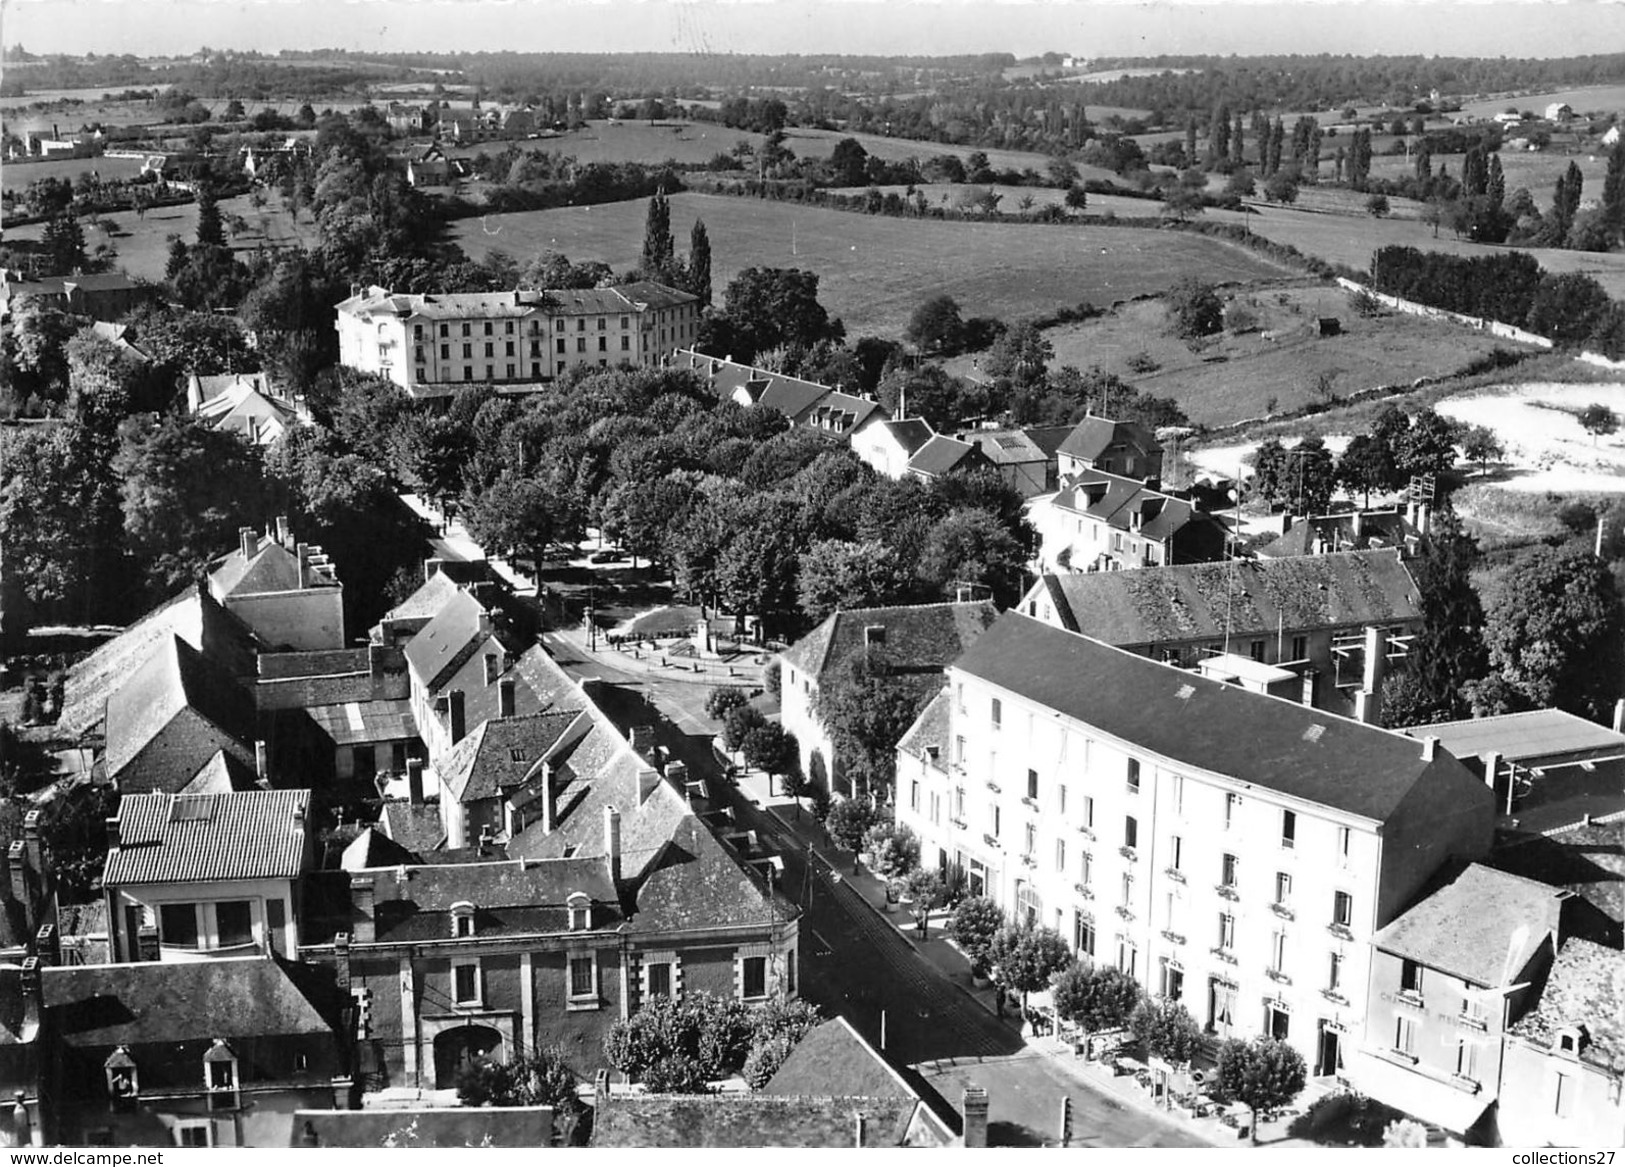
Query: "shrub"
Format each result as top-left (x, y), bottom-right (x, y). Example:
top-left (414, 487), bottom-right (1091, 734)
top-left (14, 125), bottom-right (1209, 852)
top-left (1382, 1119), bottom-right (1429, 1148)
top-left (1165, 277), bottom-right (1224, 339)
top-left (741, 1035), bottom-right (795, 1090)
top-left (456, 1046), bottom-right (583, 1112)
top-left (824, 797), bottom-right (877, 855)
top-left (1125, 350), bottom-right (1161, 374)
top-left (705, 686), bottom-right (749, 721)
top-left (863, 819), bottom-right (920, 880)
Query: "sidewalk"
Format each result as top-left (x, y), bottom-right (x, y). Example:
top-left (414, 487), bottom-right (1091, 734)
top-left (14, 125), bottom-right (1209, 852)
top-left (546, 621), bottom-right (763, 687)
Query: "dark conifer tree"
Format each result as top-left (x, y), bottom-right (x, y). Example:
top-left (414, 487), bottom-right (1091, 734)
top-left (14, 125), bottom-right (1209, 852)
top-left (640, 190), bottom-right (675, 282)
top-left (686, 218), bottom-right (712, 306)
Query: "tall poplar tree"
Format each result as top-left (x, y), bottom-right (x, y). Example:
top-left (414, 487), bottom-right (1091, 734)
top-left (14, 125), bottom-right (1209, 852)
top-left (640, 190), bottom-right (675, 282)
top-left (686, 218), bottom-right (712, 306)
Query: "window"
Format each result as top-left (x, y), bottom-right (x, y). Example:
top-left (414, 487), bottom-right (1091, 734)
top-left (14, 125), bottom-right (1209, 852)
top-left (569, 954), bottom-right (597, 1002)
top-left (1169, 835), bottom-right (1183, 871)
top-left (1250, 639), bottom-right (1265, 662)
top-left (1455, 1039), bottom-right (1478, 1081)
top-left (1281, 810), bottom-right (1296, 849)
top-left (484, 342), bottom-right (494, 358)
top-left (1336, 826), bottom-right (1351, 865)
top-left (1124, 816), bottom-right (1138, 850)
top-left (1022, 822), bottom-right (1036, 856)
top-left (175, 1121), bottom-right (213, 1148)
top-left (990, 697), bottom-right (1002, 729)
top-left (505, 340), bottom-right (515, 356)
top-left (1055, 837), bottom-right (1066, 872)
top-left (992, 805), bottom-right (1001, 838)
top-left (954, 735), bottom-right (966, 764)
top-left (215, 901), bottom-right (253, 948)
top-left (1270, 930), bottom-right (1287, 974)
top-left (440, 343), bottom-right (449, 359)
top-left (453, 960), bottom-right (481, 1005)
top-left (454, 913), bottom-right (475, 938)
top-left (1074, 914), bottom-right (1095, 956)
top-left (955, 683), bottom-right (965, 713)
top-left (1170, 774), bottom-right (1184, 815)
top-left (621, 335), bottom-right (631, 351)
top-left (577, 338), bottom-right (587, 353)
top-left (483, 321), bottom-right (492, 335)
top-left (1394, 1015), bottom-right (1416, 1056)
top-left (415, 345), bottom-right (425, 362)
top-left (1222, 853), bottom-right (1238, 887)
top-left (1058, 784), bottom-right (1068, 814)
top-left (505, 321), bottom-right (514, 334)
top-left (741, 955), bottom-right (767, 999)
top-left (646, 961), bottom-right (672, 999)
top-left (1333, 891), bottom-right (1353, 928)
top-left (462, 342), bottom-right (472, 358)
top-left (506, 364), bottom-right (515, 378)
top-left (461, 323), bottom-right (471, 337)
top-left (577, 319), bottom-right (585, 332)
top-left (1117, 939), bottom-right (1138, 977)
top-left (1126, 758), bottom-right (1140, 794)
top-left (439, 324), bottom-right (449, 338)
top-left (910, 780), bottom-right (920, 812)
top-left (1083, 796), bottom-right (1094, 830)
top-left (954, 787), bottom-right (965, 819)
top-left (556, 337), bottom-right (566, 353)
top-left (160, 904), bottom-right (199, 950)
top-left (597, 317), bottom-right (607, 331)
top-left (1121, 873), bottom-right (1134, 908)
top-left (1161, 961), bottom-right (1184, 1001)
top-left (598, 336), bottom-right (607, 352)
top-left (1275, 872), bottom-right (1292, 905)
top-left (620, 315), bottom-right (630, 329)
top-left (1224, 792), bottom-right (1238, 829)
top-left (555, 318), bottom-right (565, 330)
top-left (464, 366), bottom-right (472, 381)
top-left (1400, 959), bottom-right (1423, 994)
top-left (1217, 912), bottom-right (1235, 950)
top-left (1080, 850), bottom-right (1092, 887)
top-left (1027, 769), bottom-right (1039, 800)
top-left (1291, 635), bottom-right (1307, 661)
top-left (929, 792), bottom-right (941, 825)
top-left (568, 894), bottom-right (591, 931)
top-left (1327, 952), bottom-right (1343, 992)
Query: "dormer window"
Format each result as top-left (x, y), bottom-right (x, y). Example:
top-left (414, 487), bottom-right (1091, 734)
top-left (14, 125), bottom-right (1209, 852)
top-left (451, 901), bottom-right (476, 939)
top-left (1557, 1026), bottom-right (1589, 1056)
top-left (204, 1039), bottom-right (239, 1111)
top-left (105, 1048), bottom-right (138, 1112)
top-left (567, 892), bottom-right (592, 932)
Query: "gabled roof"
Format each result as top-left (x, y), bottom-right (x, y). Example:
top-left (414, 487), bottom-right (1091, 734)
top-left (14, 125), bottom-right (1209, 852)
top-left (177, 748), bottom-right (260, 794)
top-left (780, 601), bottom-right (999, 687)
top-left (764, 1017), bottom-right (915, 1099)
top-left (1508, 938), bottom-right (1625, 1062)
top-left (44, 956), bottom-right (341, 1047)
top-left (1023, 424), bottom-right (1074, 459)
top-left (440, 710), bottom-right (583, 804)
top-left (189, 372), bottom-right (272, 408)
top-left (380, 802), bottom-right (445, 854)
top-left (629, 814), bottom-right (791, 933)
top-left (590, 1094), bottom-right (926, 1148)
top-left (194, 382), bottom-right (298, 442)
top-left (907, 434), bottom-right (985, 478)
top-left (874, 418), bottom-right (936, 456)
top-left (803, 389), bottom-right (887, 435)
top-left (897, 689), bottom-right (952, 764)
top-left (341, 826), bottom-right (419, 869)
top-left (1057, 414), bottom-right (1160, 463)
top-left (1051, 468), bottom-right (1207, 541)
top-left (403, 589), bottom-right (494, 691)
top-left (1372, 862), bottom-right (1566, 987)
top-left (60, 584), bottom-right (259, 741)
top-left (103, 789), bottom-right (310, 885)
top-left (1257, 509), bottom-right (1414, 559)
top-left (209, 534), bottom-right (302, 598)
top-left (381, 568), bottom-right (466, 625)
top-left (103, 634), bottom-right (255, 782)
top-left (952, 613), bottom-right (1488, 823)
top-left (758, 377), bottom-right (834, 422)
top-left (358, 857), bottom-right (619, 942)
top-left (968, 429), bottom-right (1047, 465)
top-left (1034, 549), bottom-right (1420, 644)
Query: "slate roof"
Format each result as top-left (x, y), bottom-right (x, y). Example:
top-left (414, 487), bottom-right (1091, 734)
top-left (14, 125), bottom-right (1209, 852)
top-left (1023, 424), bottom-right (1074, 459)
top-left (1371, 862), bottom-right (1566, 986)
top-left (780, 601), bottom-right (999, 687)
top-left (629, 814), bottom-right (791, 933)
top-left (764, 1017), bottom-right (914, 1099)
top-left (403, 589), bottom-right (515, 692)
top-left (1051, 469), bottom-right (1210, 542)
top-left (296, 1107), bottom-right (555, 1148)
top-left (44, 956), bottom-right (341, 1047)
top-left (59, 584), bottom-right (259, 741)
top-left (591, 1093), bottom-right (925, 1148)
top-left (875, 418), bottom-right (936, 456)
top-left (968, 429), bottom-right (1047, 465)
top-left (381, 569), bottom-right (465, 625)
top-left (952, 613), bottom-right (1487, 823)
top-left (340, 826), bottom-right (420, 870)
top-left (103, 789), bottom-right (310, 885)
top-left (759, 377), bottom-right (835, 422)
top-left (613, 280), bottom-right (699, 311)
top-left (1257, 509), bottom-right (1414, 559)
top-left (1057, 415), bottom-right (1160, 463)
top-left (360, 857), bottom-right (619, 942)
top-left (803, 389), bottom-right (887, 435)
top-left (1034, 549), bottom-right (1420, 644)
top-left (440, 710), bottom-right (582, 804)
top-left (189, 372), bottom-right (272, 408)
top-left (381, 802), bottom-right (446, 854)
top-left (209, 535), bottom-right (304, 598)
top-left (907, 435), bottom-right (985, 478)
top-left (1400, 709), bottom-right (1625, 766)
top-left (1508, 938), bottom-right (1625, 1062)
top-left (103, 634), bottom-right (256, 782)
top-left (177, 749), bottom-right (260, 794)
top-left (897, 689), bottom-right (952, 763)
top-left (306, 699), bottom-right (417, 748)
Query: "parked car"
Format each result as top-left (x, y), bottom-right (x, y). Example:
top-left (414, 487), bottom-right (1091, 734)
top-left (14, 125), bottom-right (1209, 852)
top-left (589, 549), bottom-right (628, 564)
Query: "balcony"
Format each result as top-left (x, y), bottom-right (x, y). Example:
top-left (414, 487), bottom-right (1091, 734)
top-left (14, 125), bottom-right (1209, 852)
top-left (1209, 946), bottom-right (1238, 966)
top-left (983, 833), bottom-right (1002, 850)
top-left (1457, 1013), bottom-right (1488, 1033)
top-left (985, 780), bottom-right (1001, 795)
top-left (1396, 988), bottom-right (1425, 1009)
top-left (1074, 883), bottom-right (1094, 900)
top-left (1076, 825), bottom-right (1096, 841)
top-left (1270, 902), bottom-right (1295, 921)
top-left (1020, 796), bottom-right (1040, 811)
top-left (1020, 853), bottom-right (1037, 869)
top-left (1160, 930), bottom-right (1186, 946)
top-left (1164, 867), bottom-right (1186, 884)
top-left (1450, 1073), bottom-right (1482, 1094)
top-left (949, 817), bottom-right (968, 831)
top-left (1215, 883), bottom-right (1240, 902)
top-left (1265, 967), bottom-right (1292, 986)
top-left (1327, 922), bottom-right (1354, 941)
top-left (1115, 905), bottom-right (1136, 922)
top-left (1119, 845), bottom-right (1138, 862)
top-left (1321, 988), bottom-right (1348, 1006)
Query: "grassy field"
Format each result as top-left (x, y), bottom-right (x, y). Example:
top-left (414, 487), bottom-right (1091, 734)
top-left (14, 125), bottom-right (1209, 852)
top-left (6, 193), bottom-right (317, 280)
top-left (1455, 85), bottom-right (1625, 120)
top-left (447, 191), bottom-right (1294, 338)
top-left (942, 285), bottom-right (1520, 426)
top-left (444, 120), bottom-right (761, 167)
top-left (3, 154), bottom-right (148, 193)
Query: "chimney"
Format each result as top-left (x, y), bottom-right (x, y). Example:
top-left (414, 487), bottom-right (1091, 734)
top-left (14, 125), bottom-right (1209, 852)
top-left (854, 1112), bottom-right (867, 1148)
top-left (630, 726), bottom-right (656, 756)
top-left (425, 557), bottom-right (445, 582)
top-left (19, 958), bottom-right (40, 1033)
top-left (484, 652), bottom-right (500, 685)
top-left (604, 805), bottom-right (622, 885)
top-left (7, 843), bottom-right (30, 933)
top-left (407, 758), bottom-right (425, 805)
top-left (478, 826), bottom-right (495, 856)
top-left (499, 679), bottom-right (516, 719)
top-left (239, 526), bottom-right (257, 561)
top-left (1614, 699), bottom-right (1624, 735)
top-left (276, 514), bottom-right (290, 547)
top-left (22, 812), bottom-right (42, 882)
top-left (1420, 735), bottom-right (1440, 762)
top-left (477, 610), bottom-right (493, 637)
top-left (1361, 624), bottom-right (1387, 697)
top-left (449, 690), bottom-right (467, 744)
top-left (962, 1086), bottom-right (989, 1149)
top-left (350, 876), bottom-right (376, 943)
top-left (34, 923), bottom-right (58, 966)
top-left (638, 767), bottom-right (661, 806)
top-left (255, 740), bottom-right (269, 780)
top-left (333, 933), bottom-right (351, 992)
top-left (539, 762), bottom-right (556, 834)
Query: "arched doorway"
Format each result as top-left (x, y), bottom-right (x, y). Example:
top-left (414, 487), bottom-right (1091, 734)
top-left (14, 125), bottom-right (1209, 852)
top-left (433, 1024), bottom-right (502, 1088)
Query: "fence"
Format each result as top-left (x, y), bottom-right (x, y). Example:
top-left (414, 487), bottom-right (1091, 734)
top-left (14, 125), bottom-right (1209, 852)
top-left (1538, 806), bottom-right (1625, 838)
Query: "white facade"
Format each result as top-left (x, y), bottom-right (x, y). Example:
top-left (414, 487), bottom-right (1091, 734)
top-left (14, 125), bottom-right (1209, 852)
top-left (898, 671), bottom-right (1398, 1074)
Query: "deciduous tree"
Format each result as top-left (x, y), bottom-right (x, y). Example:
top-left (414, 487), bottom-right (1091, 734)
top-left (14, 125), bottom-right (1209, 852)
top-left (1214, 1037), bottom-right (1307, 1143)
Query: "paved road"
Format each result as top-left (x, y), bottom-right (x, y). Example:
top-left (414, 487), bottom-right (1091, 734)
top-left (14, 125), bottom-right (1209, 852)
top-left (538, 639), bottom-right (1205, 1146)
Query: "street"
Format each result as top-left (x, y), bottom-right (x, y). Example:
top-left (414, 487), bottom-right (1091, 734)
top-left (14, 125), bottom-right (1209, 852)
top-left (538, 630), bottom-right (1208, 1147)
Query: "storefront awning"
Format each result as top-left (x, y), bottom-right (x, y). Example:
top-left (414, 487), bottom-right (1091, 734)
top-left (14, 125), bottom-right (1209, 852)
top-left (1347, 1050), bottom-right (1495, 1135)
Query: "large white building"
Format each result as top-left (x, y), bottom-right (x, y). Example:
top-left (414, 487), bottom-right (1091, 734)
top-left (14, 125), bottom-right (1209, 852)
top-left (336, 281), bottom-right (701, 396)
top-left (894, 612), bottom-right (1495, 1076)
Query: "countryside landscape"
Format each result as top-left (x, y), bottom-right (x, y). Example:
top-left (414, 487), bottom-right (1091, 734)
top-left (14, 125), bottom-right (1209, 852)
top-left (3, 10), bottom-right (1625, 1152)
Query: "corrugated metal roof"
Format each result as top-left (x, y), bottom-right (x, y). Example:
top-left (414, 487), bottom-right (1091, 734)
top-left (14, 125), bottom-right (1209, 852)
top-left (103, 789), bottom-right (309, 885)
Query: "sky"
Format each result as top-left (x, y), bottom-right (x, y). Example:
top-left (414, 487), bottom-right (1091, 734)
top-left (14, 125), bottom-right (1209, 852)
top-left (5, 0), bottom-right (1625, 61)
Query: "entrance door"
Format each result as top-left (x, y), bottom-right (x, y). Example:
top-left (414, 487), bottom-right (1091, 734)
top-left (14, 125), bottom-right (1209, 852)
top-left (1317, 1025), bottom-right (1341, 1078)
top-left (433, 1025), bottom-right (502, 1088)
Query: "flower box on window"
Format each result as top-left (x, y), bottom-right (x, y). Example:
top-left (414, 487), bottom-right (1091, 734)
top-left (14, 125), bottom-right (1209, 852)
top-left (1165, 868), bottom-right (1186, 884)
top-left (1270, 902), bottom-right (1295, 921)
top-left (1210, 947), bottom-right (1238, 965)
top-left (1074, 883), bottom-right (1094, 900)
top-left (1119, 845), bottom-right (1138, 862)
top-left (1216, 884), bottom-right (1240, 902)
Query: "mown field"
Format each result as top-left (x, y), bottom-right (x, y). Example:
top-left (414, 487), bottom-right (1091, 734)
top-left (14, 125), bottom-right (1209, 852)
top-left (444, 120), bottom-right (762, 167)
top-left (447, 191), bottom-right (1294, 338)
top-left (3, 153), bottom-right (148, 193)
top-left (1455, 84), bottom-right (1625, 120)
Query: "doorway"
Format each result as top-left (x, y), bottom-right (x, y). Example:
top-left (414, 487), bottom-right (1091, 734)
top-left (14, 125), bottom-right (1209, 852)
top-left (1316, 1023), bottom-right (1342, 1078)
